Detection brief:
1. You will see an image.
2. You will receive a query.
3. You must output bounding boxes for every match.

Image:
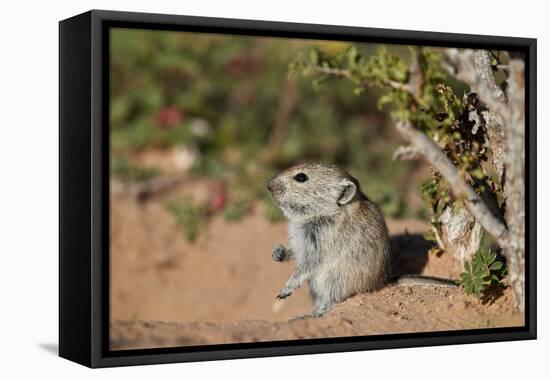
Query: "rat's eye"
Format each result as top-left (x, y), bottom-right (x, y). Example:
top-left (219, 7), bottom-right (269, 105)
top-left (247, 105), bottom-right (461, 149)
top-left (293, 173), bottom-right (308, 183)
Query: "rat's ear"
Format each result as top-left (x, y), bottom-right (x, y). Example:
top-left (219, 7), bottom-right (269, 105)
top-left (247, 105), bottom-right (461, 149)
top-left (337, 179), bottom-right (357, 205)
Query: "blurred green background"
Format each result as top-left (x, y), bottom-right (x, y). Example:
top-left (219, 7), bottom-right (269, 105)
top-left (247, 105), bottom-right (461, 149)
top-left (110, 28), bottom-right (427, 238)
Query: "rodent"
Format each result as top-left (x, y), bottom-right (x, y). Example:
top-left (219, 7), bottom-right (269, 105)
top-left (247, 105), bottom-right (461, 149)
top-left (267, 162), bottom-right (457, 319)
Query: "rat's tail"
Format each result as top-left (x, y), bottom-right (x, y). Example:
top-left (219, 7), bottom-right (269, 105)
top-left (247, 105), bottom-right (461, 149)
top-left (392, 274), bottom-right (458, 288)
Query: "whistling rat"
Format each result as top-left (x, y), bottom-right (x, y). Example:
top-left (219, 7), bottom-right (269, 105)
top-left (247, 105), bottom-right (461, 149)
top-left (267, 162), bottom-right (456, 318)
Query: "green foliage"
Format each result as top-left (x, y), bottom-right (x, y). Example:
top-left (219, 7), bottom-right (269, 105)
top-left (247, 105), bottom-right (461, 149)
top-left (460, 248), bottom-right (507, 298)
top-left (420, 171), bottom-right (448, 236)
top-left (165, 199), bottom-right (210, 242)
top-left (289, 45), bottom-right (409, 92)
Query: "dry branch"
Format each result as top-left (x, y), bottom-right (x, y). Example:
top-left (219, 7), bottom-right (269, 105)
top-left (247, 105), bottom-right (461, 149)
top-left (395, 120), bottom-right (510, 247)
top-left (392, 145), bottom-right (421, 160)
top-left (444, 49), bottom-right (507, 180)
top-left (443, 49), bottom-right (508, 118)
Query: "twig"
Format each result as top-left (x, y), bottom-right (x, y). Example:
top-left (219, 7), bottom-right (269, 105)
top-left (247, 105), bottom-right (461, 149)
top-left (310, 66), bottom-right (352, 79)
top-left (432, 224), bottom-right (445, 251)
top-left (310, 66), bottom-right (410, 92)
top-left (392, 145), bottom-right (421, 160)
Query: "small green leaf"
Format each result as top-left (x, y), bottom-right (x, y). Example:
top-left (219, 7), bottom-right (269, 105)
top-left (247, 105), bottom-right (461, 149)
top-left (459, 248), bottom-right (507, 300)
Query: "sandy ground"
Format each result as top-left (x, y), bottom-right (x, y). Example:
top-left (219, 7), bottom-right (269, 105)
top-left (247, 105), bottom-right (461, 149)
top-left (109, 179), bottom-right (523, 350)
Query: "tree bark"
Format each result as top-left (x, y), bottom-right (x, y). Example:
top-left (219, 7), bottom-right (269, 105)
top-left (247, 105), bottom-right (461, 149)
top-left (439, 205), bottom-right (483, 266)
top-left (443, 49), bottom-right (525, 311)
top-left (502, 60), bottom-right (526, 311)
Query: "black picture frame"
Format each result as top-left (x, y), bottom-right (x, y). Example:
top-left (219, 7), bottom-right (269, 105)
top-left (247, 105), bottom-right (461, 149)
top-left (59, 9), bottom-right (537, 368)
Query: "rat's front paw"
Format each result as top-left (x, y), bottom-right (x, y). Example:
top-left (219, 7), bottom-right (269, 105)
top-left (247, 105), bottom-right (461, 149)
top-left (272, 244), bottom-right (287, 262)
top-left (276, 287), bottom-right (293, 300)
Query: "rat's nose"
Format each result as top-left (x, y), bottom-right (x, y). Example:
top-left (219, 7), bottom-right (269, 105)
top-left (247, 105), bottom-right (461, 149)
top-left (267, 178), bottom-right (284, 196)
top-left (266, 179), bottom-right (274, 192)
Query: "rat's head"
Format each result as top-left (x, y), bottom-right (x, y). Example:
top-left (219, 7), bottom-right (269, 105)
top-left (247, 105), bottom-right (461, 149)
top-left (266, 162), bottom-right (362, 222)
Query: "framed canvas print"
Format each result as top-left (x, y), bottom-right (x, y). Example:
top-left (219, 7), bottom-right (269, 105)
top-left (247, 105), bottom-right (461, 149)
top-left (59, 9), bottom-right (537, 368)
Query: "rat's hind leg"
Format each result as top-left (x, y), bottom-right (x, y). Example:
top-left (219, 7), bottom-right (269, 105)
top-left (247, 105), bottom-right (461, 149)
top-left (309, 285), bottom-right (319, 309)
top-left (310, 299), bottom-right (335, 318)
top-left (289, 289), bottom-right (334, 321)
top-left (289, 302), bottom-right (334, 321)
top-left (309, 282), bottom-right (336, 317)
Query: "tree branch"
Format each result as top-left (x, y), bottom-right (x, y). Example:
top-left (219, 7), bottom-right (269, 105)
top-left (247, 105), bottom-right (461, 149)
top-left (443, 49), bottom-right (508, 117)
top-left (392, 145), bottom-right (421, 161)
top-left (394, 120), bottom-right (510, 248)
top-left (443, 49), bottom-right (507, 180)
